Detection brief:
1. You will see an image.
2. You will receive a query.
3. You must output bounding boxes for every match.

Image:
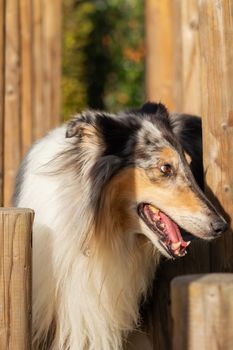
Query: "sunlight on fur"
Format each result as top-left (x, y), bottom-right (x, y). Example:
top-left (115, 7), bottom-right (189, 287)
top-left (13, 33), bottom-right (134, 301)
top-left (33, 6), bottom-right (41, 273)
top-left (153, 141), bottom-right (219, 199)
top-left (13, 104), bottom-right (227, 349)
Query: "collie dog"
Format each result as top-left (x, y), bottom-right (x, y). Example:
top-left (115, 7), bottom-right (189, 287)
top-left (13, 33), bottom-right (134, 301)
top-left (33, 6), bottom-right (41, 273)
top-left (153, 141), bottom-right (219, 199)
top-left (13, 102), bottom-right (227, 350)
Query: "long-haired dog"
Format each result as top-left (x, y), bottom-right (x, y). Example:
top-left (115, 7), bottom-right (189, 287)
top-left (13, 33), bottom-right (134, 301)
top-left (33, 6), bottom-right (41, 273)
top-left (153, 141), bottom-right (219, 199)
top-left (13, 102), bottom-right (227, 350)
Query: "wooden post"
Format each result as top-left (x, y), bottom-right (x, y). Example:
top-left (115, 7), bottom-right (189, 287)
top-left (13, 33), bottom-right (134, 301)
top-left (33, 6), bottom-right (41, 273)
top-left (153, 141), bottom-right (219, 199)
top-left (1, 0), bottom-right (61, 206)
top-left (20, 0), bottom-right (33, 156)
top-left (4, 0), bottom-right (22, 207)
top-left (145, 0), bottom-right (201, 115)
top-left (32, 0), bottom-right (61, 141)
top-left (199, 0), bottom-right (233, 271)
top-left (171, 274), bottom-right (233, 350)
top-left (0, 0), bottom-right (5, 206)
top-left (179, 0), bottom-right (201, 115)
top-left (145, 0), bottom-right (177, 110)
top-left (0, 208), bottom-right (33, 349)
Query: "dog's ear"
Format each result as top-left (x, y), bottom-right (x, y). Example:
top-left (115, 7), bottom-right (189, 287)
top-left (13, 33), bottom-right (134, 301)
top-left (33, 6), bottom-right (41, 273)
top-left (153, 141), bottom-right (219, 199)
top-left (170, 113), bottom-right (204, 189)
top-left (132, 102), bottom-right (171, 129)
top-left (66, 112), bottom-right (98, 138)
top-left (66, 119), bottom-right (83, 138)
top-left (66, 111), bottom-right (140, 156)
top-left (139, 102), bottom-right (169, 118)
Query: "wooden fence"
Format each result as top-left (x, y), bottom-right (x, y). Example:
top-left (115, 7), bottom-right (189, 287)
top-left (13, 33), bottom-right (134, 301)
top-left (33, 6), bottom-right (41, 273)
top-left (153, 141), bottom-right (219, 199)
top-left (0, 208), bottom-right (34, 349)
top-left (146, 0), bottom-right (233, 349)
top-left (0, 0), bottom-right (233, 349)
top-left (0, 0), bottom-right (61, 207)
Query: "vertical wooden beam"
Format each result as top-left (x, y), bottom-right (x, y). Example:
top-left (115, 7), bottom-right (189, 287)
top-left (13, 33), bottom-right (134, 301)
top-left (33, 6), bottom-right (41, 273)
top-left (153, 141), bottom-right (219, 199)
top-left (0, 0), bottom-right (5, 206)
top-left (19, 0), bottom-right (33, 156)
top-left (145, 0), bottom-right (177, 110)
top-left (2, 0), bottom-right (61, 205)
top-left (42, 0), bottom-right (61, 131)
top-left (50, 0), bottom-right (61, 129)
top-left (199, 0), bottom-right (233, 271)
top-left (172, 274), bottom-right (233, 350)
top-left (32, 0), bottom-right (61, 140)
top-left (32, 0), bottom-right (44, 140)
top-left (145, 0), bottom-right (201, 115)
top-left (180, 0), bottom-right (201, 115)
top-left (149, 2), bottom-right (208, 349)
top-left (0, 208), bottom-right (33, 349)
top-left (4, 0), bottom-right (21, 206)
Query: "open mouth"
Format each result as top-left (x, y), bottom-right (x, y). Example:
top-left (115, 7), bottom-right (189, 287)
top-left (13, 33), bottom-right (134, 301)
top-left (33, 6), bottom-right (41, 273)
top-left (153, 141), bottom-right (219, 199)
top-left (138, 203), bottom-right (190, 258)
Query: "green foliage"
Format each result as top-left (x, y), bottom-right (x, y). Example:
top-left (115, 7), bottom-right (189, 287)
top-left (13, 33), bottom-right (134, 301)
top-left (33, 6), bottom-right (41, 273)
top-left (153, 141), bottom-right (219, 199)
top-left (62, 0), bottom-right (145, 120)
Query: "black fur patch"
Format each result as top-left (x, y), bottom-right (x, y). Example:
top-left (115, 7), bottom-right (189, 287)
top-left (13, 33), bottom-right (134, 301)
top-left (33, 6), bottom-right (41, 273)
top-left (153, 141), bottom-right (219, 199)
top-left (170, 114), bottom-right (203, 189)
top-left (96, 114), bottom-right (141, 156)
top-left (139, 101), bottom-right (169, 118)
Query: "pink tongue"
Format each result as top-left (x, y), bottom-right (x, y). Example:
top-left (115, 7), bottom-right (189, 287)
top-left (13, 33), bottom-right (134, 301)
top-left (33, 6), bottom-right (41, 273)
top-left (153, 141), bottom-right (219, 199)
top-left (159, 212), bottom-right (184, 243)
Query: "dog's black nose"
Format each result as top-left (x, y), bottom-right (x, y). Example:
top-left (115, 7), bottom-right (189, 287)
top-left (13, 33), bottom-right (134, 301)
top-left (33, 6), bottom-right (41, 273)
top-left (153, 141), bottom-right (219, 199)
top-left (211, 219), bottom-right (228, 236)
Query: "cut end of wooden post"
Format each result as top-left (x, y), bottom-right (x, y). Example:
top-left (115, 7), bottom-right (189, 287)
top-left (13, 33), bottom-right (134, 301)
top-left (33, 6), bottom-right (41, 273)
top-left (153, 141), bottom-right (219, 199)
top-left (0, 207), bottom-right (34, 350)
top-left (171, 273), bottom-right (233, 350)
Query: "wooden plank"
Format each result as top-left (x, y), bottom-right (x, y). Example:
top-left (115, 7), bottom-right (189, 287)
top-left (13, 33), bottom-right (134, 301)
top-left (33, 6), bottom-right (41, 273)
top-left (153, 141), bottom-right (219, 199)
top-left (145, 0), bottom-right (177, 110)
top-left (19, 0), bottom-right (33, 156)
top-left (145, 0), bottom-right (201, 115)
top-left (172, 274), bottom-right (233, 350)
top-left (32, 0), bottom-right (44, 140)
top-left (4, 0), bottom-right (21, 206)
top-left (149, 2), bottom-right (208, 349)
top-left (0, 208), bottom-right (34, 349)
top-left (32, 0), bottom-right (61, 140)
top-left (42, 0), bottom-right (61, 130)
top-left (50, 0), bottom-right (61, 128)
top-left (180, 0), bottom-right (201, 115)
top-left (0, 0), bottom-right (5, 206)
top-left (41, 0), bottom-right (52, 134)
top-left (199, 0), bottom-right (233, 272)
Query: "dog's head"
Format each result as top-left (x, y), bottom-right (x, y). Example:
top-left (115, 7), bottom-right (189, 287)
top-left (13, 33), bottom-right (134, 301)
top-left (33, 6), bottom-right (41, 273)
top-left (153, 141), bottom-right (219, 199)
top-left (65, 103), bottom-right (228, 259)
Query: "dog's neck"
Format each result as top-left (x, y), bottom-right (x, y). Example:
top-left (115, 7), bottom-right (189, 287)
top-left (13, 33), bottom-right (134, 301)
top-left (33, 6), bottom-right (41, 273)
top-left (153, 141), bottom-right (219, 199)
top-left (52, 222), bottom-right (159, 350)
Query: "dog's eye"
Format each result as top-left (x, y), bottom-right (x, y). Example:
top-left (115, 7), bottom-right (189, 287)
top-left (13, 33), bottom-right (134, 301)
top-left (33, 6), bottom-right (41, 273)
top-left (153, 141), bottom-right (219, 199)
top-left (160, 164), bottom-right (173, 176)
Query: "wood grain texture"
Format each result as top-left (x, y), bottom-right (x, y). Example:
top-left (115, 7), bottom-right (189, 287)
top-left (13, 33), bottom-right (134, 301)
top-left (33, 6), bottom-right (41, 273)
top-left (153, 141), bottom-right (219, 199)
top-left (0, 208), bottom-right (34, 349)
top-left (20, 0), bottom-right (33, 156)
top-left (49, 0), bottom-right (61, 129)
top-left (42, 0), bottom-right (61, 131)
top-left (172, 274), bottom-right (233, 350)
top-left (199, 0), bottom-right (233, 272)
top-left (32, 0), bottom-right (44, 140)
top-left (0, 0), bottom-right (5, 206)
top-left (180, 0), bottom-right (201, 115)
top-left (1, 0), bottom-right (61, 206)
top-left (32, 0), bottom-right (61, 140)
top-left (145, 0), bottom-right (177, 110)
top-left (4, 0), bottom-right (21, 206)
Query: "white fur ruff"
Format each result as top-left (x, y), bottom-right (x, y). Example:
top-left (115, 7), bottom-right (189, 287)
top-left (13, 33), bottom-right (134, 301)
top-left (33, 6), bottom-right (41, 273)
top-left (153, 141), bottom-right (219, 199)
top-left (15, 126), bottom-right (159, 350)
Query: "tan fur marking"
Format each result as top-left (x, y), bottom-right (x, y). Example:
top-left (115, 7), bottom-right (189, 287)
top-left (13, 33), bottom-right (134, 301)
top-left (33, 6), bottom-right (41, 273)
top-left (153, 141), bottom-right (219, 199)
top-left (104, 167), bottom-right (204, 218)
top-left (159, 147), bottom-right (178, 163)
top-left (185, 152), bottom-right (192, 164)
top-left (170, 183), bottom-right (202, 212)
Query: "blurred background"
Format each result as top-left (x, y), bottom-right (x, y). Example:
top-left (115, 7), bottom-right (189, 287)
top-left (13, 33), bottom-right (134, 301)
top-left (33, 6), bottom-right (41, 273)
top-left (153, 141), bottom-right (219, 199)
top-left (62, 0), bottom-right (145, 119)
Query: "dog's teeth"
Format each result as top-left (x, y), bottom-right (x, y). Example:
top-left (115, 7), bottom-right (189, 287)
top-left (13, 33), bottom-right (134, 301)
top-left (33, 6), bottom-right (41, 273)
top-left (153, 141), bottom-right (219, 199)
top-left (186, 241), bottom-right (191, 246)
top-left (160, 223), bottom-right (165, 228)
top-left (178, 251), bottom-right (186, 257)
top-left (171, 242), bottom-right (181, 250)
top-left (149, 205), bottom-right (159, 214)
